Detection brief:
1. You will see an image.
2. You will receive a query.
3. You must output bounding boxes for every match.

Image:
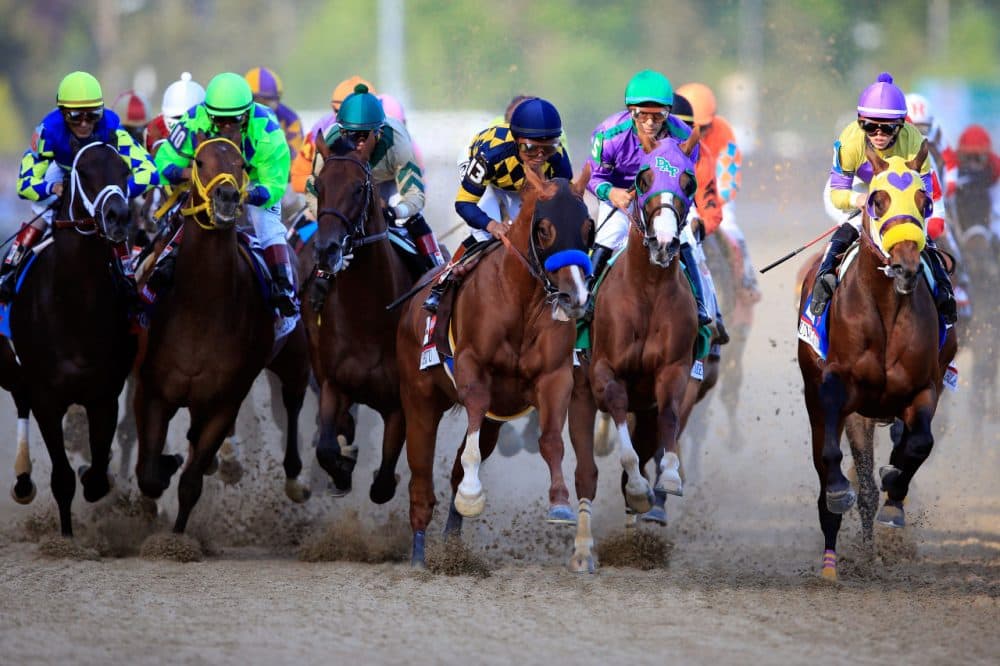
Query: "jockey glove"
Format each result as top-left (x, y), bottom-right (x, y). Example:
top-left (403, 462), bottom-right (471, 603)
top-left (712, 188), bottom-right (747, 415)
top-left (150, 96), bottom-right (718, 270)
top-left (246, 185), bottom-right (270, 207)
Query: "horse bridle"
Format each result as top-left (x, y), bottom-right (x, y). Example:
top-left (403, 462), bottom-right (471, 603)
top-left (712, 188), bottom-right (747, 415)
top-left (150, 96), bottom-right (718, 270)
top-left (179, 137), bottom-right (248, 230)
top-left (53, 141), bottom-right (128, 239)
top-left (633, 192), bottom-right (687, 250)
top-left (314, 154), bottom-right (387, 277)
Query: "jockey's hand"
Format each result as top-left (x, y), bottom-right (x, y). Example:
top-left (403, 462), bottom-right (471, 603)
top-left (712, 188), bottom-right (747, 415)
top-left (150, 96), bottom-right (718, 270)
top-left (486, 219), bottom-right (511, 240)
top-left (852, 192), bottom-right (867, 209)
top-left (609, 187), bottom-right (634, 211)
top-left (51, 183), bottom-right (64, 198)
top-left (691, 217), bottom-right (705, 242)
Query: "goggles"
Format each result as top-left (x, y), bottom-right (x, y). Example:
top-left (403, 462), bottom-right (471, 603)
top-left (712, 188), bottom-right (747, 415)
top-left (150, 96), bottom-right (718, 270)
top-left (858, 119), bottom-right (902, 136)
top-left (517, 140), bottom-right (560, 158)
top-left (210, 113), bottom-right (248, 127)
top-left (630, 107), bottom-right (670, 123)
top-left (64, 109), bottom-right (103, 124)
top-left (342, 129), bottom-right (373, 144)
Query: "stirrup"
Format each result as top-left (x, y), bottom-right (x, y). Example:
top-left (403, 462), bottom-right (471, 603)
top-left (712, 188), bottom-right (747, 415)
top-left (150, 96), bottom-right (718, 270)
top-left (809, 274), bottom-right (836, 316)
top-left (423, 283), bottom-right (446, 313)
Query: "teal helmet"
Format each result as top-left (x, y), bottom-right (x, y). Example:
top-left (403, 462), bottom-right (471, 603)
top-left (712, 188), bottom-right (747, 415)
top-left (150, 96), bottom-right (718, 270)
top-left (204, 72), bottom-right (254, 117)
top-left (624, 70), bottom-right (674, 107)
top-left (337, 84), bottom-right (385, 131)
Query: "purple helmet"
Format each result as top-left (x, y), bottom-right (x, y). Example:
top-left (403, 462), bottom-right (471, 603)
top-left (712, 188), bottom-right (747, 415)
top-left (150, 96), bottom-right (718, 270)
top-left (857, 72), bottom-right (907, 120)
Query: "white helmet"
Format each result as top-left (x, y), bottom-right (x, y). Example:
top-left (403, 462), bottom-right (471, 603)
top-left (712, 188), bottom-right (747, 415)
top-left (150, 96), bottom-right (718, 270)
top-left (162, 72), bottom-right (206, 130)
top-left (905, 93), bottom-right (933, 126)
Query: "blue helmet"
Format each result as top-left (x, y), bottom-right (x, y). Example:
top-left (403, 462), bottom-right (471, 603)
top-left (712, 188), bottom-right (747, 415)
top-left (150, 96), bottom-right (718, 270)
top-left (509, 97), bottom-right (562, 139)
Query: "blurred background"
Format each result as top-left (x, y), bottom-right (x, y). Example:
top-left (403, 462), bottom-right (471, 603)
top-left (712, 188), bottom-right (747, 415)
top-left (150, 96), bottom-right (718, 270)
top-left (1, 0), bottom-right (998, 231)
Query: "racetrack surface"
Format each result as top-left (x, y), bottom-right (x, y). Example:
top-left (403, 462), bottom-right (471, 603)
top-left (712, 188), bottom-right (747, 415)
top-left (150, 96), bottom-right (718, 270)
top-left (0, 172), bottom-right (997, 664)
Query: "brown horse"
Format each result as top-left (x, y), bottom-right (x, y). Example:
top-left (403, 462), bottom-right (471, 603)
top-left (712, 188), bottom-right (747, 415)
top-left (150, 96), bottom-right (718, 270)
top-left (306, 135), bottom-right (417, 501)
top-left (7, 140), bottom-right (136, 535)
top-left (797, 143), bottom-right (958, 580)
top-left (134, 134), bottom-right (309, 533)
top-left (568, 132), bottom-right (701, 528)
top-left (397, 167), bottom-right (595, 570)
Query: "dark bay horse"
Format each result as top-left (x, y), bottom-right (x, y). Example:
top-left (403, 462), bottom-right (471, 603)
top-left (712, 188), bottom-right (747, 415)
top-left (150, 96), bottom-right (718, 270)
top-left (307, 136), bottom-right (417, 501)
top-left (397, 166), bottom-right (595, 570)
top-left (135, 134), bottom-right (309, 533)
top-left (797, 143), bottom-right (958, 580)
top-left (569, 132), bottom-right (701, 526)
top-left (8, 140), bottom-right (136, 535)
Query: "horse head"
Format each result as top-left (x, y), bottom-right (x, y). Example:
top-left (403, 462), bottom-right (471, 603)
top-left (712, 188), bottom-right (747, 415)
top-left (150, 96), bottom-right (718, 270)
top-left (184, 130), bottom-right (247, 229)
top-left (864, 140), bottom-right (932, 295)
top-left (313, 135), bottom-right (380, 275)
top-left (633, 129), bottom-right (699, 267)
top-left (64, 139), bottom-right (131, 244)
top-left (521, 164), bottom-right (594, 320)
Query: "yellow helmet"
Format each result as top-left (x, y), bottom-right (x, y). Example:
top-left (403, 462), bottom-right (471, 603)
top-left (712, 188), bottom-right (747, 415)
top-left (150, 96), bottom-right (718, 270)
top-left (57, 71), bottom-right (103, 109)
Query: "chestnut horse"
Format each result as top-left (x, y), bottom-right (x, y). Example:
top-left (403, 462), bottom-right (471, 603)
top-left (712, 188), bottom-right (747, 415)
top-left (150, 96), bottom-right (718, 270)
top-left (134, 134), bottom-right (309, 533)
top-left (7, 140), bottom-right (136, 535)
top-left (797, 143), bottom-right (958, 580)
top-left (568, 132), bottom-right (701, 527)
top-left (397, 167), bottom-right (595, 570)
top-left (306, 135), bottom-right (416, 501)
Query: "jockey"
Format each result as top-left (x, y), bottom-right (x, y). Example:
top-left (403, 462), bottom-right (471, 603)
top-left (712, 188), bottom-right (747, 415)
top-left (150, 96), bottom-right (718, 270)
top-left (111, 90), bottom-right (152, 145)
top-left (422, 96), bottom-right (572, 313)
top-left (954, 124), bottom-right (1000, 241)
top-left (245, 66), bottom-right (304, 160)
top-left (810, 72), bottom-right (957, 324)
top-left (307, 84), bottom-right (444, 268)
top-left (587, 69), bottom-right (714, 327)
top-left (145, 72), bottom-right (206, 157)
top-left (675, 81), bottom-right (761, 302)
top-left (154, 72), bottom-right (298, 317)
top-left (1, 71), bottom-right (158, 303)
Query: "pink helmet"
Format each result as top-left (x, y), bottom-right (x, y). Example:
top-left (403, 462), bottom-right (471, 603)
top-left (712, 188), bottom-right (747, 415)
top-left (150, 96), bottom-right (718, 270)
top-left (857, 72), bottom-right (907, 120)
top-left (378, 93), bottom-right (406, 124)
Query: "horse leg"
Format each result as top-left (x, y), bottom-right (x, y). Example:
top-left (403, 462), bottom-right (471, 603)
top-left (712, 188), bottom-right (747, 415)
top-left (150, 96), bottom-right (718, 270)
top-left (653, 366), bottom-right (688, 498)
top-left (845, 414), bottom-right (877, 547)
top-left (315, 380), bottom-right (356, 495)
top-left (593, 359), bottom-right (653, 513)
top-left (534, 371), bottom-right (575, 524)
top-left (370, 408), bottom-right (405, 504)
top-left (566, 365), bottom-right (598, 572)
top-left (135, 384), bottom-right (183, 499)
top-left (818, 371), bottom-right (854, 513)
top-left (720, 325), bottom-right (749, 448)
top-left (445, 419), bottom-right (502, 537)
top-left (632, 410), bottom-right (668, 527)
top-left (116, 374), bottom-right (138, 481)
top-left (11, 391), bottom-right (36, 504)
top-left (403, 397), bottom-right (443, 568)
top-left (174, 407), bottom-right (239, 534)
top-left (275, 368), bottom-right (309, 503)
top-left (78, 398), bottom-right (119, 503)
top-left (805, 378), bottom-right (843, 580)
top-left (32, 401), bottom-right (75, 536)
top-left (452, 366), bottom-right (491, 518)
top-left (878, 387), bottom-right (937, 528)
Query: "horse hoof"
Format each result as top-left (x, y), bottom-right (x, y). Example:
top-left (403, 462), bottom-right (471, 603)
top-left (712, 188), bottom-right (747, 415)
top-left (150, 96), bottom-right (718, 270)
top-left (546, 504), bottom-right (577, 525)
top-left (876, 502), bottom-right (905, 528)
top-left (326, 481), bottom-right (351, 498)
top-left (568, 552), bottom-right (596, 574)
top-left (820, 549), bottom-right (838, 581)
top-left (79, 465), bottom-right (114, 503)
top-left (204, 455), bottom-right (219, 476)
top-left (655, 452), bottom-right (683, 496)
top-left (825, 486), bottom-right (856, 514)
top-left (640, 505), bottom-right (668, 526)
top-left (369, 471), bottom-right (399, 505)
top-left (821, 566), bottom-right (838, 581)
top-left (284, 478), bottom-right (311, 504)
top-left (444, 503), bottom-right (464, 537)
top-left (217, 457), bottom-right (244, 486)
top-left (624, 480), bottom-right (655, 514)
top-left (878, 465), bottom-right (902, 492)
top-left (10, 474), bottom-right (36, 505)
top-left (624, 511), bottom-right (639, 529)
top-left (454, 489), bottom-right (486, 518)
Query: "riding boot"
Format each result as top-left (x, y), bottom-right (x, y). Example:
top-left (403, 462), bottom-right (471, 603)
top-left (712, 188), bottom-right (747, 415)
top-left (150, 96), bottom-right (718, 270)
top-left (264, 244), bottom-right (300, 317)
top-left (0, 224), bottom-right (44, 303)
top-left (141, 227), bottom-right (184, 305)
top-left (405, 214), bottom-right (446, 267)
top-left (809, 223), bottom-right (859, 316)
top-left (679, 242), bottom-right (712, 327)
top-left (588, 244), bottom-right (614, 286)
top-left (923, 244), bottom-right (957, 325)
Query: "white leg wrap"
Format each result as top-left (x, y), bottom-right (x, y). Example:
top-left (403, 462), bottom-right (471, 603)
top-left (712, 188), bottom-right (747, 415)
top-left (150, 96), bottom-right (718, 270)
top-left (14, 418), bottom-right (30, 476)
top-left (454, 428), bottom-right (486, 517)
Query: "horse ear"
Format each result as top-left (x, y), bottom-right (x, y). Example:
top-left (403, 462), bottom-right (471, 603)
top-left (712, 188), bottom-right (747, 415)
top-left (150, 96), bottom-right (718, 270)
top-left (906, 139), bottom-right (929, 173)
top-left (680, 125), bottom-right (700, 157)
top-left (522, 162), bottom-right (544, 193)
top-left (865, 141), bottom-right (890, 175)
top-left (571, 162), bottom-right (592, 198)
top-left (316, 131), bottom-right (331, 160)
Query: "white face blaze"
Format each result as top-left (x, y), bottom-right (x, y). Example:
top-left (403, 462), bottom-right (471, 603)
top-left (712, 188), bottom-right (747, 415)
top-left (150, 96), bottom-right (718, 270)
top-left (569, 265), bottom-right (588, 309)
top-left (652, 206), bottom-right (679, 247)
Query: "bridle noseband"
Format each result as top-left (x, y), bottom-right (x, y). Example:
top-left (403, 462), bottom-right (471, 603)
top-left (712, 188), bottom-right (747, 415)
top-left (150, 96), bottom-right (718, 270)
top-left (179, 137), bottom-right (248, 230)
top-left (54, 142), bottom-right (128, 239)
top-left (314, 155), bottom-right (387, 276)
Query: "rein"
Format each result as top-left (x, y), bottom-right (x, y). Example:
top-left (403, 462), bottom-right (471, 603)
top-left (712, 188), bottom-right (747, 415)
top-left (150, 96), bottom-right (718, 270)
top-left (179, 137), bottom-right (248, 230)
top-left (53, 142), bottom-right (127, 238)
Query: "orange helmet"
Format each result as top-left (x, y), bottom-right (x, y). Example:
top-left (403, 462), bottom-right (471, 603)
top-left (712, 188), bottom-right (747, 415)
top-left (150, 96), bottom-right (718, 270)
top-left (111, 90), bottom-right (151, 127)
top-left (331, 76), bottom-right (375, 110)
top-left (675, 82), bottom-right (716, 126)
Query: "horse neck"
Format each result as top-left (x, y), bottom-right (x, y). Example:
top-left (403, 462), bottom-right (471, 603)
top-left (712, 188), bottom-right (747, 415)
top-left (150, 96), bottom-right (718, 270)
top-left (51, 228), bottom-right (108, 288)
top-left (622, 224), bottom-right (680, 290)
top-left (855, 234), bottom-right (906, 317)
top-left (499, 211), bottom-right (544, 303)
top-left (175, 217), bottom-right (240, 301)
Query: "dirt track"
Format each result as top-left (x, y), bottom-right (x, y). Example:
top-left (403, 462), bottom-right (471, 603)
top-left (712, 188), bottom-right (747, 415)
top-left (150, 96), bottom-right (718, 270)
top-left (0, 195), bottom-right (997, 663)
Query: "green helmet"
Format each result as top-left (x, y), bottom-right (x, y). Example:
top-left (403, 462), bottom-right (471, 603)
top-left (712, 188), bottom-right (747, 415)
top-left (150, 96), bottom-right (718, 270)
top-left (57, 71), bottom-right (103, 109)
top-left (624, 70), bottom-right (673, 107)
top-left (204, 72), bottom-right (254, 117)
top-left (337, 84), bottom-right (385, 131)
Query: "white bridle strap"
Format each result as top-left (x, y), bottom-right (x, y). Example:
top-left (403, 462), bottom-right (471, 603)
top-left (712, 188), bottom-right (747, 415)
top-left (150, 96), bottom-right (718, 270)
top-left (67, 142), bottom-right (127, 234)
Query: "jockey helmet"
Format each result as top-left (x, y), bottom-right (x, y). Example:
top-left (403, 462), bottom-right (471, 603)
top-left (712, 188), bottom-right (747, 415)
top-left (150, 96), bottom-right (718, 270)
top-left (857, 72), bottom-right (907, 120)
top-left (57, 71), bottom-right (103, 109)
top-left (675, 82), bottom-right (716, 126)
top-left (378, 93), bottom-right (406, 124)
top-left (331, 76), bottom-right (376, 110)
top-left (337, 84), bottom-right (385, 131)
top-left (245, 66), bottom-right (283, 100)
top-left (905, 93), bottom-right (933, 126)
top-left (625, 70), bottom-right (674, 107)
top-left (509, 97), bottom-right (562, 140)
top-left (670, 93), bottom-right (695, 127)
top-left (204, 73), bottom-right (254, 117)
top-left (957, 125), bottom-right (992, 154)
top-left (112, 90), bottom-right (151, 127)
top-left (162, 72), bottom-right (206, 127)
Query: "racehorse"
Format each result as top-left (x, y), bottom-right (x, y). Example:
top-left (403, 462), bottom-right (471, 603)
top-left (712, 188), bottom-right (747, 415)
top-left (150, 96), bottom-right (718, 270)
top-left (7, 140), bottom-right (137, 535)
top-left (396, 166), bottom-right (595, 571)
top-left (568, 131), bottom-right (701, 528)
top-left (134, 133), bottom-right (309, 533)
top-left (797, 142), bottom-right (958, 580)
top-left (306, 134), bottom-right (417, 501)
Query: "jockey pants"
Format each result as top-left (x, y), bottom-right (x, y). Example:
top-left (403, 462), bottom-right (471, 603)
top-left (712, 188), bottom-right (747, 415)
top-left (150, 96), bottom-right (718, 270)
top-left (467, 186), bottom-right (523, 243)
top-left (248, 201), bottom-right (286, 249)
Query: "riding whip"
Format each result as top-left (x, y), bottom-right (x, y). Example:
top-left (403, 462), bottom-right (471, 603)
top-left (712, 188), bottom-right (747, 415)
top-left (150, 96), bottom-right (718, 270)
top-left (759, 209), bottom-right (861, 274)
